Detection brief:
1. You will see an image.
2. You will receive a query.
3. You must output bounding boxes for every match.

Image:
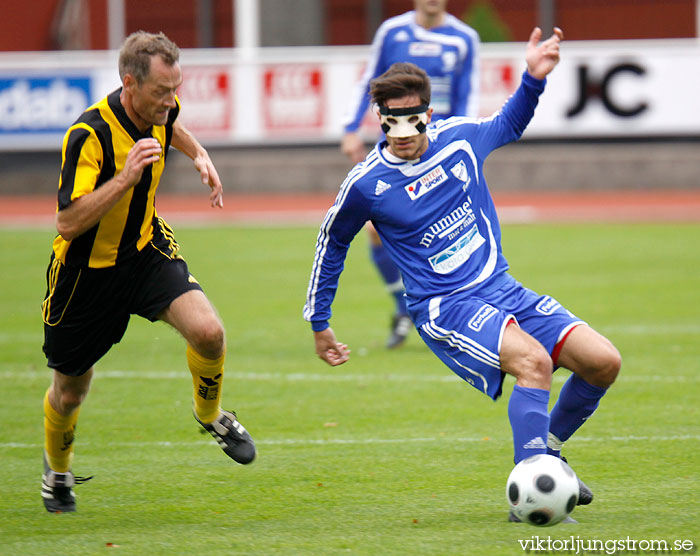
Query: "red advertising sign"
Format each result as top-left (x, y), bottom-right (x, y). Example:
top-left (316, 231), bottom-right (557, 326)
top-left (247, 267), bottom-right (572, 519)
top-left (479, 59), bottom-right (517, 117)
top-left (263, 64), bottom-right (324, 134)
top-left (177, 66), bottom-right (232, 137)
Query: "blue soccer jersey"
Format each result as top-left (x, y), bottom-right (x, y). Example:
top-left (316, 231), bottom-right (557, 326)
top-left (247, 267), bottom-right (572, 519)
top-left (305, 72), bottom-right (546, 331)
top-left (343, 10), bottom-right (480, 133)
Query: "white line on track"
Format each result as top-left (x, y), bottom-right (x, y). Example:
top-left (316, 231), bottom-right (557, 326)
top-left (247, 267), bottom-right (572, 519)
top-left (1, 434), bottom-right (698, 451)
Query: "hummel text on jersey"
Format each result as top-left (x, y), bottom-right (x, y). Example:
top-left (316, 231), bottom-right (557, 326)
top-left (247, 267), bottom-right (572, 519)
top-left (420, 201), bottom-right (476, 248)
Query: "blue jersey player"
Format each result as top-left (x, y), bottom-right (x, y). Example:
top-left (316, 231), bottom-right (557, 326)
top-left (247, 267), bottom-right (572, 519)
top-left (305, 28), bottom-right (621, 522)
top-left (341, 0), bottom-right (481, 350)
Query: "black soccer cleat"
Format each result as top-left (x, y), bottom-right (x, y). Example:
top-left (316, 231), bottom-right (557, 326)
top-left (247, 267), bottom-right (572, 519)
top-left (386, 313), bottom-right (412, 349)
top-left (561, 456), bottom-right (593, 505)
top-left (197, 410), bottom-right (256, 464)
top-left (41, 455), bottom-right (92, 513)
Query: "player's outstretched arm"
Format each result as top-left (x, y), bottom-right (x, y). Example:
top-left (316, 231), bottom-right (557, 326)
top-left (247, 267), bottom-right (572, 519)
top-left (172, 120), bottom-right (224, 208)
top-left (314, 327), bottom-right (351, 366)
top-left (526, 27), bottom-right (564, 80)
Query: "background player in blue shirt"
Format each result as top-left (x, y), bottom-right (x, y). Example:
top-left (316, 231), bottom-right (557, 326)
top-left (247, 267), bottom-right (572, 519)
top-left (306, 27), bottom-right (621, 520)
top-left (341, 0), bottom-right (481, 349)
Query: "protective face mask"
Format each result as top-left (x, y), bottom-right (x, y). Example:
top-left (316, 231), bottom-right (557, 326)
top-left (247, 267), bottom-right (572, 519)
top-left (379, 104), bottom-right (429, 137)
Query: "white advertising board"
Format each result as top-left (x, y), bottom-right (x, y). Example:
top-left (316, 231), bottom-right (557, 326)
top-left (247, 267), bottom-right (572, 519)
top-left (0, 39), bottom-right (698, 150)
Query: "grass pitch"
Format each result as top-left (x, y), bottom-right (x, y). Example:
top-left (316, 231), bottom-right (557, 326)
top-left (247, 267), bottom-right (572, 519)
top-left (0, 222), bottom-right (698, 555)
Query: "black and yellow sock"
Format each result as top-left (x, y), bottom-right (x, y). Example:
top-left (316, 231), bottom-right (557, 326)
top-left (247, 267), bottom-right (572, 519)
top-left (187, 344), bottom-right (224, 424)
top-left (43, 389), bottom-right (79, 473)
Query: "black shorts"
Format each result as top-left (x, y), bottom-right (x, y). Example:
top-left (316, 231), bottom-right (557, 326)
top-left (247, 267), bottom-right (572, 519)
top-left (42, 242), bottom-right (203, 377)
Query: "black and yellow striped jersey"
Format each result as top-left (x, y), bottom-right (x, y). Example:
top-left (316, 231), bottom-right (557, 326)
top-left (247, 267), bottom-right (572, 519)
top-left (53, 88), bottom-right (180, 268)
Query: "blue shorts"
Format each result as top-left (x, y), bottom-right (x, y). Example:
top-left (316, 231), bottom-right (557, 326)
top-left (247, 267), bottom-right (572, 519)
top-left (417, 274), bottom-right (585, 400)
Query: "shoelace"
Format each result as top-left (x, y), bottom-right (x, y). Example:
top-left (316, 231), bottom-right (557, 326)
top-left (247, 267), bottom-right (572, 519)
top-left (197, 410), bottom-right (238, 434)
top-left (74, 475), bottom-right (94, 484)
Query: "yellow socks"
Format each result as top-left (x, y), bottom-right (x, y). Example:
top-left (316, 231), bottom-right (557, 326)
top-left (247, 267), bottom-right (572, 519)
top-left (43, 390), bottom-right (80, 473)
top-left (187, 344), bottom-right (224, 424)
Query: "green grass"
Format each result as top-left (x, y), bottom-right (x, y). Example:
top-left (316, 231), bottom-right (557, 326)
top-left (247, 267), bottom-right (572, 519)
top-left (0, 222), bottom-right (698, 555)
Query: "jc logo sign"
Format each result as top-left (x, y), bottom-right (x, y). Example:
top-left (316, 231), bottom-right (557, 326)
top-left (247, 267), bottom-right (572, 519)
top-left (566, 63), bottom-right (648, 118)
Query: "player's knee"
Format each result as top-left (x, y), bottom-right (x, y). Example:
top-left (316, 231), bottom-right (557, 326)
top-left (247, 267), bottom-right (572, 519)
top-left (531, 347), bottom-right (554, 385)
top-left (510, 345), bottom-right (553, 389)
top-left (54, 384), bottom-right (89, 413)
top-left (190, 319), bottom-right (225, 359)
top-left (591, 345), bottom-right (622, 388)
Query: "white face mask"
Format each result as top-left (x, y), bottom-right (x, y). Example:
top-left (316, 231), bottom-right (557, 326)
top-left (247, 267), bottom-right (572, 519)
top-left (379, 104), bottom-right (429, 137)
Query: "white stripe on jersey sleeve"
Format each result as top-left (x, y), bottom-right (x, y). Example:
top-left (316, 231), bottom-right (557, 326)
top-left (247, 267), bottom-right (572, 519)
top-left (304, 151), bottom-right (381, 321)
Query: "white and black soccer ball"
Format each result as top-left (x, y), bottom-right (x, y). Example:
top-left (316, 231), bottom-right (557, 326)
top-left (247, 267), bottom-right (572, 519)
top-left (506, 454), bottom-right (579, 526)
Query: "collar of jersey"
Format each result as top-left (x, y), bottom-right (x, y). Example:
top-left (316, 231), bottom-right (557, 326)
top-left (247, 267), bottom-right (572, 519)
top-left (378, 140), bottom-right (436, 167)
top-left (109, 88), bottom-right (156, 142)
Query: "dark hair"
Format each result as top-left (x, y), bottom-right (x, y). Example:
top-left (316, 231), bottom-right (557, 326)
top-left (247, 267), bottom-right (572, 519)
top-left (118, 31), bottom-right (180, 84)
top-left (369, 62), bottom-right (431, 107)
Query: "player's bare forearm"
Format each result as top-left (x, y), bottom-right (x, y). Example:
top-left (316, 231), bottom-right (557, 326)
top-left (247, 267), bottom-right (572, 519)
top-left (171, 119), bottom-right (204, 160)
top-left (314, 327), bottom-right (351, 366)
top-left (172, 120), bottom-right (224, 207)
top-left (56, 138), bottom-right (161, 240)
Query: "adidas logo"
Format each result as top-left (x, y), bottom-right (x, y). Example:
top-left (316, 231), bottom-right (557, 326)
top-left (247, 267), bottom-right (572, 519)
top-left (375, 179), bottom-right (391, 196)
top-left (523, 436), bottom-right (547, 450)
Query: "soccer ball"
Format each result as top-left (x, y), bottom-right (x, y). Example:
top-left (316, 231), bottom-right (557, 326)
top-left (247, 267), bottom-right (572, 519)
top-left (506, 454), bottom-right (579, 526)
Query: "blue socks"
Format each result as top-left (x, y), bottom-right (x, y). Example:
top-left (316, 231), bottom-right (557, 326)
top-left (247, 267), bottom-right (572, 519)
top-left (509, 376), bottom-right (608, 462)
top-left (508, 385), bottom-right (550, 464)
top-left (370, 243), bottom-right (407, 314)
top-left (547, 374), bottom-right (607, 457)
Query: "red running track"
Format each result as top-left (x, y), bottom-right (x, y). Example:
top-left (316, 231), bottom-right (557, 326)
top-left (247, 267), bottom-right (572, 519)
top-left (1, 190), bottom-right (700, 227)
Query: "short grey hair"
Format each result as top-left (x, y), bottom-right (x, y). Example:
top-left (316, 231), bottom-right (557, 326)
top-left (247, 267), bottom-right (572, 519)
top-left (118, 31), bottom-right (180, 84)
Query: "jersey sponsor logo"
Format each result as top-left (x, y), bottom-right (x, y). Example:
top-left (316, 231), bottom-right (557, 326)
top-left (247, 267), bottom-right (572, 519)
top-left (468, 304), bottom-right (498, 331)
top-left (536, 296), bottom-right (562, 315)
top-left (420, 201), bottom-right (476, 248)
top-left (375, 179), bottom-right (391, 196)
top-left (409, 42), bottom-right (442, 57)
top-left (428, 223), bottom-right (485, 274)
top-left (405, 165), bottom-right (448, 201)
